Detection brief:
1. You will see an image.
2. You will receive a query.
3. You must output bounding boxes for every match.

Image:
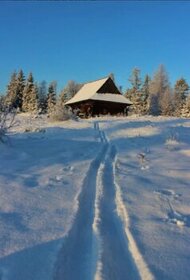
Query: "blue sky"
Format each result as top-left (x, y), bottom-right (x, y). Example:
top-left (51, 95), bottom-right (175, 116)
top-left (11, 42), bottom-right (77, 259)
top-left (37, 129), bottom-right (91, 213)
top-left (0, 1), bottom-right (190, 94)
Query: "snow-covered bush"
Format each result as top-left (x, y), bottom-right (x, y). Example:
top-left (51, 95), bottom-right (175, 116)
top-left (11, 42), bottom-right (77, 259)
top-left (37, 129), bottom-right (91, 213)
top-left (0, 103), bottom-right (16, 143)
top-left (49, 103), bottom-right (77, 122)
top-left (166, 130), bottom-right (179, 144)
top-left (165, 130), bottom-right (180, 151)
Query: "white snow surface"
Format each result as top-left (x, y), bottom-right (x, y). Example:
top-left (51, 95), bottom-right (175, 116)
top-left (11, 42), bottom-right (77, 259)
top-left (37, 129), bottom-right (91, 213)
top-left (0, 114), bottom-right (190, 280)
top-left (91, 93), bottom-right (132, 104)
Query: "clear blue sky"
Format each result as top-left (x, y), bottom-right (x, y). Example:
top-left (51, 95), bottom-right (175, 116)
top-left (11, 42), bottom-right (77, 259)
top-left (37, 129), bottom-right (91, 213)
top-left (0, 1), bottom-right (190, 94)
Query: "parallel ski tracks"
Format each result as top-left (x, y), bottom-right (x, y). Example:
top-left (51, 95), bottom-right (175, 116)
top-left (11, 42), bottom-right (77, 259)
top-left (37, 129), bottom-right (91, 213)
top-left (54, 121), bottom-right (154, 280)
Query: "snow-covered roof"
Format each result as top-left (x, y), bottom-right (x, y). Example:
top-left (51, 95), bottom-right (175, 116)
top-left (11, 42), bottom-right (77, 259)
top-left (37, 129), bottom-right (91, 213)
top-left (91, 93), bottom-right (132, 104)
top-left (65, 77), bottom-right (108, 105)
top-left (65, 76), bottom-right (132, 105)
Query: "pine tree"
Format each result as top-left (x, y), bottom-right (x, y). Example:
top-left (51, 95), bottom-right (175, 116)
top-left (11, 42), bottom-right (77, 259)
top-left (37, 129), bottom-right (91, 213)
top-left (5, 71), bottom-right (17, 109)
top-left (22, 72), bottom-right (38, 112)
top-left (47, 81), bottom-right (57, 115)
top-left (173, 78), bottom-right (189, 116)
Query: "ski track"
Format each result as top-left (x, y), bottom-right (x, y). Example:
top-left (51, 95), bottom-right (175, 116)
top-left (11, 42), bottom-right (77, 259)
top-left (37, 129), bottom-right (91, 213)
top-left (53, 122), bottom-right (108, 280)
top-left (114, 156), bottom-right (155, 280)
top-left (54, 121), bottom-right (154, 280)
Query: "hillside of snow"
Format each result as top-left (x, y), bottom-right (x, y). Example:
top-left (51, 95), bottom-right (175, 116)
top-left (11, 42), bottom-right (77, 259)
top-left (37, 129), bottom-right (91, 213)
top-left (0, 114), bottom-right (190, 280)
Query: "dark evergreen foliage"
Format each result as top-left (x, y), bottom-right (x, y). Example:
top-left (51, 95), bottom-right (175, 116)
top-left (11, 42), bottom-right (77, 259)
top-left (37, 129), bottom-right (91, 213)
top-left (173, 78), bottom-right (189, 116)
top-left (47, 81), bottom-right (57, 115)
top-left (5, 71), bottom-right (17, 109)
top-left (22, 73), bottom-right (38, 112)
top-left (38, 81), bottom-right (48, 113)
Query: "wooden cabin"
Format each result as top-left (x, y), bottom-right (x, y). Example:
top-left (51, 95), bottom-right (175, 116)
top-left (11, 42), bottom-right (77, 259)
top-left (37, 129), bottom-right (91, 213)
top-left (65, 76), bottom-right (132, 117)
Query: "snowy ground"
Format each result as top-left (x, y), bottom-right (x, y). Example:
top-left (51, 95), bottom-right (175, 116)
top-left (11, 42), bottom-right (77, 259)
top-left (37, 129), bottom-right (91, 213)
top-left (0, 114), bottom-right (190, 280)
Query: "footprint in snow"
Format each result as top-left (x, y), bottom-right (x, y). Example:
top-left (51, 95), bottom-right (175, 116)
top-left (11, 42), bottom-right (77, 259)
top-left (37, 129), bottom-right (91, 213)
top-left (154, 189), bottom-right (182, 200)
top-left (55, 175), bottom-right (69, 185)
top-left (47, 176), bottom-right (69, 186)
top-left (55, 175), bottom-right (64, 181)
top-left (62, 166), bottom-right (74, 172)
top-left (166, 210), bottom-right (190, 228)
top-left (154, 189), bottom-right (188, 227)
top-left (141, 165), bottom-right (150, 170)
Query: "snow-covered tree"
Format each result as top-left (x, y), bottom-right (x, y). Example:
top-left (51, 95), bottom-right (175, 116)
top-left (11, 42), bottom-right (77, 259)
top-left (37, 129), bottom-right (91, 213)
top-left (181, 94), bottom-right (190, 117)
top-left (149, 65), bottom-right (170, 115)
top-left (59, 89), bottom-right (67, 107)
top-left (30, 83), bottom-right (38, 112)
top-left (0, 95), bottom-right (5, 111)
top-left (141, 75), bottom-right (151, 115)
top-left (16, 69), bottom-right (25, 111)
top-left (159, 87), bottom-right (173, 116)
top-left (125, 68), bottom-right (143, 115)
top-left (38, 80), bottom-right (47, 113)
top-left (22, 73), bottom-right (38, 112)
top-left (5, 71), bottom-right (17, 109)
top-left (49, 99), bottom-right (75, 122)
top-left (0, 97), bottom-right (16, 143)
top-left (47, 81), bottom-right (57, 115)
top-left (5, 70), bottom-right (25, 111)
top-left (173, 78), bottom-right (189, 116)
top-left (129, 68), bottom-right (141, 90)
top-left (60, 80), bottom-right (82, 102)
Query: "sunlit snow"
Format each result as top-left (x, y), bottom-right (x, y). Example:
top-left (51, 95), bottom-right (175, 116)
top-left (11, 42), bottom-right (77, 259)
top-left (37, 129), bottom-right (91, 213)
top-left (0, 114), bottom-right (190, 280)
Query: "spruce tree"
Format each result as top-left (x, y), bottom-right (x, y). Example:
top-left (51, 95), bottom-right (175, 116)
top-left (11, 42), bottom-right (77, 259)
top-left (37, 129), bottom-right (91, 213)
top-left (0, 95), bottom-right (5, 111)
top-left (129, 68), bottom-right (141, 90)
top-left (141, 75), bottom-right (151, 115)
top-left (22, 72), bottom-right (38, 112)
top-left (5, 70), bottom-right (25, 111)
top-left (47, 81), bottom-right (57, 115)
top-left (38, 81), bottom-right (47, 113)
top-left (29, 83), bottom-right (38, 112)
top-left (181, 95), bottom-right (190, 117)
top-left (173, 78), bottom-right (189, 116)
top-left (16, 69), bottom-right (25, 111)
top-left (125, 68), bottom-right (142, 115)
top-left (5, 71), bottom-right (17, 109)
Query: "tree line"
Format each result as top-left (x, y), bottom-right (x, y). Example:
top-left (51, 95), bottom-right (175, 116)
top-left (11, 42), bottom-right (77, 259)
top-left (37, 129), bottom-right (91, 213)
top-left (124, 65), bottom-right (190, 117)
top-left (1, 65), bottom-right (190, 118)
top-left (0, 70), bottom-right (82, 117)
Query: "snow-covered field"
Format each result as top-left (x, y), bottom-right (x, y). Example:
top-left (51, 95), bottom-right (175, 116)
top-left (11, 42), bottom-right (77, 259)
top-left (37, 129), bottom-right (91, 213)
top-left (0, 114), bottom-right (190, 280)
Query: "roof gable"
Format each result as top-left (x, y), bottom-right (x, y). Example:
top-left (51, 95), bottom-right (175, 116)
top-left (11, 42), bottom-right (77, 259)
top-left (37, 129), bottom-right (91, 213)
top-left (65, 77), bottom-right (109, 105)
top-left (97, 77), bottom-right (121, 94)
